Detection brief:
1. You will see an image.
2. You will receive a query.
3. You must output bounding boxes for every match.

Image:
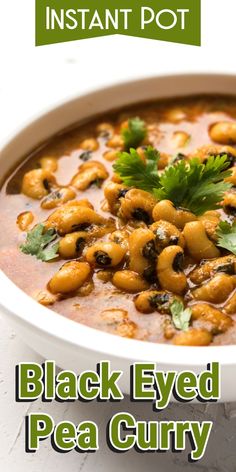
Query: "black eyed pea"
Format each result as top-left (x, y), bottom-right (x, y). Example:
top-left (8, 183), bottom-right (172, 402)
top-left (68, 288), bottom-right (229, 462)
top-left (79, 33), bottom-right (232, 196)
top-left (48, 261), bottom-right (91, 294)
top-left (71, 161), bottom-right (109, 191)
top-left (135, 290), bottom-right (182, 314)
top-left (223, 292), bottom-right (236, 315)
top-left (152, 200), bottom-right (196, 229)
top-left (191, 303), bottom-right (233, 334)
top-left (192, 274), bottom-right (235, 303)
top-left (111, 172), bottom-right (123, 184)
top-left (171, 131), bottom-right (190, 149)
top-left (150, 220), bottom-right (185, 251)
top-left (22, 169), bottom-right (56, 199)
top-left (199, 209), bottom-right (220, 221)
top-left (112, 270), bottom-right (149, 293)
top-left (127, 219), bottom-right (154, 232)
top-left (96, 270), bottom-right (114, 283)
top-left (209, 121), bottom-right (236, 144)
top-left (163, 319), bottom-right (176, 340)
top-left (41, 187), bottom-right (76, 210)
top-left (157, 246), bottom-right (187, 295)
top-left (183, 221), bottom-right (220, 261)
top-left (190, 255), bottom-right (236, 285)
top-left (164, 108), bottom-right (186, 123)
top-left (74, 199), bottom-right (94, 210)
top-left (173, 328), bottom-right (212, 346)
top-left (109, 230), bottom-right (129, 250)
top-left (104, 181), bottom-right (129, 214)
top-left (129, 228), bottom-right (156, 275)
top-left (86, 242), bottom-right (126, 267)
top-left (103, 150), bottom-right (119, 162)
top-left (198, 211), bottom-right (220, 242)
top-left (79, 138), bottom-right (99, 151)
top-left (223, 191), bottom-right (236, 215)
top-left (39, 156), bottom-right (58, 172)
top-left (225, 167), bottom-right (236, 186)
top-left (87, 218), bottom-right (117, 240)
top-left (188, 144), bottom-right (236, 164)
top-left (106, 134), bottom-right (124, 149)
top-left (17, 211), bottom-right (34, 231)
top-left (119, 188), bottom-right (156, 224)
top-left (96, 122), bottom-right (114, 138)
top-left (45, 200), bottom-right (106, 235)
top-left (59, 231), bottom-right (88, 259)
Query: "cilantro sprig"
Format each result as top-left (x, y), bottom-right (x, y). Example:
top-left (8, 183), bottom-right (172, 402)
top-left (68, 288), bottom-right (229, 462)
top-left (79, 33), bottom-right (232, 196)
top-left (114, 148), bottom-right (232, 215)
top-left (216, 221), bottom-right (236, 255)
top-left (121, 117), bottom-right (147, 150)
top-left (113, 146), bottom-right (159, 192)
top-left (154, 155), bottom-right (231, 215)
top-left (170, 299), bottom-right (192, 331)
top-left (20, 224), bottom-right (59, 262)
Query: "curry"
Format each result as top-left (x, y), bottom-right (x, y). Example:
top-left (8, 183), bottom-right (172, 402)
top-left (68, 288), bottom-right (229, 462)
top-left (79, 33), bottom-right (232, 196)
top-left (1, 95), bottom-right (236, 346)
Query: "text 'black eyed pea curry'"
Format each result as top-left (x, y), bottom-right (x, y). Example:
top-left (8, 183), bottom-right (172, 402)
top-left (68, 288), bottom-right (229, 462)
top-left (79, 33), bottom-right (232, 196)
top-left (2, 95), bottom-right (236, 346)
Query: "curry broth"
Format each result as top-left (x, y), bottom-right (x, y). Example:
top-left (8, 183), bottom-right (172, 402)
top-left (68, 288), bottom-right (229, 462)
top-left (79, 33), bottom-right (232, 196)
top-left (1, 95), bottom-right (236, 345)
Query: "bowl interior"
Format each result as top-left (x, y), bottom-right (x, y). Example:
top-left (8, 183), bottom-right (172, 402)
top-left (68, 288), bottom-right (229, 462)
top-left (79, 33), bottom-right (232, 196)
top-left (1, 73), bottom-right (236, 366)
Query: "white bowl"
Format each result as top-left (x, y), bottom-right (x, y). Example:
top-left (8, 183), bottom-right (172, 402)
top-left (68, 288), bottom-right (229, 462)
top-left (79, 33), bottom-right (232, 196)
top-left (1, 73), bottom-right (236, 402)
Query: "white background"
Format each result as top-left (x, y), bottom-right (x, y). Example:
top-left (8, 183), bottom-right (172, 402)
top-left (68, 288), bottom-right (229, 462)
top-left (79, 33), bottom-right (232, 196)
top-left (1, 0), bottom-right (236, 470)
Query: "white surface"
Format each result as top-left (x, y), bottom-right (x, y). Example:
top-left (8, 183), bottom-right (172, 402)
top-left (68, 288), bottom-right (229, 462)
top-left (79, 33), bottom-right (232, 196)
top-left (1, 0), bottom-right (236, 470)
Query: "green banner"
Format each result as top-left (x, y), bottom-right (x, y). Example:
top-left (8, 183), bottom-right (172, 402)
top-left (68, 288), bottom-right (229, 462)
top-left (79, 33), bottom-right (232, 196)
top-left (35, 0), bottom-right (201, 47)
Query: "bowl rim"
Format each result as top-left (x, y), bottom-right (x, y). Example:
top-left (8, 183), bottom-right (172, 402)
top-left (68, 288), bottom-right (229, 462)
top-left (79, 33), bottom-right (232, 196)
top-left (3, 71), bottom-right (236, 151)
top-left (1, 71), bottom-right (236, 367)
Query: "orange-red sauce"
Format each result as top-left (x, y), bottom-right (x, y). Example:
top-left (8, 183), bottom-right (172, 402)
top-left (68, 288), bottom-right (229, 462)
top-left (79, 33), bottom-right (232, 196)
top-left (1, 95), bottom-right (236, 345)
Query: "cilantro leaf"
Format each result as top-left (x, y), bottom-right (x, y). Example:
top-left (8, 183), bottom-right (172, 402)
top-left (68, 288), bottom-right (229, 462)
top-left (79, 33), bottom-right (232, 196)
top-left (154, 155), bottom-right (232, 215)
top-left (113, 146), bottom-right (160, 192)
top-left (38, 242), bottom-right (60, 262)
top-left (20, 223), bottom-right (59, 262)
top-left (114, 149), bottom-right (232, 216)
top-left (170, 299), bottom-right (192, 331)
top-left (216, 221), bottom-right (236, 255)
top-left (121, 117), bottom-right (147, 150)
